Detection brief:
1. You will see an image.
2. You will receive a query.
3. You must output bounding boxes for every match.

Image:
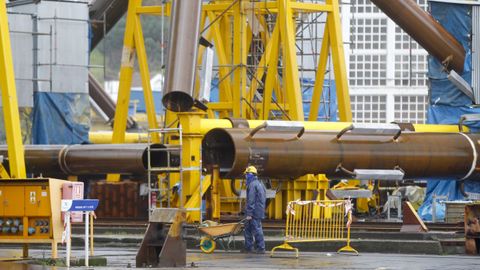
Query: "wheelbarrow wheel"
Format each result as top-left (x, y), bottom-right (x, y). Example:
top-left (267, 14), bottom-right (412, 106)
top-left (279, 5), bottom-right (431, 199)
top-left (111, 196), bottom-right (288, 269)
top-left (200, 236), bottom-right (216, 253)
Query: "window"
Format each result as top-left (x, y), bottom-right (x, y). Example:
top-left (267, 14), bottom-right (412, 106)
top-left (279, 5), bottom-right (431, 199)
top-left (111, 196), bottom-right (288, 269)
top-left (394, 95), bottom-right (428, 124)
top-left (351, 95), bottom-right (387, 123)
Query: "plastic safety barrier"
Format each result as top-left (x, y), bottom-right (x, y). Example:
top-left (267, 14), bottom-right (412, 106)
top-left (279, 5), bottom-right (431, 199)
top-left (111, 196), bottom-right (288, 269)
top-left (271, 199), bottom-right (358, 258)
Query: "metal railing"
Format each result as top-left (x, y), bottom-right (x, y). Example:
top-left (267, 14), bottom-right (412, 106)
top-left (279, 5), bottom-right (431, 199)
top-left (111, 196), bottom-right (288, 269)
top-left (271, 199), bottom-right (358, 258)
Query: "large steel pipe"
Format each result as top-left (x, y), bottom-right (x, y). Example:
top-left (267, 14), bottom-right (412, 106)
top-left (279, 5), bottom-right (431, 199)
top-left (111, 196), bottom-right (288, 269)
top-left (0, 144), bottom-right (171, 176)
top-left (202, 128), bottom-right (480, 180)
top-left (370, 0), bottom-right (465, 73)
top-left (162, 0), bottom-right (202, 112)
top-left (0, 145), bottom-right (65, 175)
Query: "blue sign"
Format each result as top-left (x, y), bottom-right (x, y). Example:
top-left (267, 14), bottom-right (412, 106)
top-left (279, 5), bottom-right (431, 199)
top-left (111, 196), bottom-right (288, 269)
top-left (62, 199), bottom-right (99, 212)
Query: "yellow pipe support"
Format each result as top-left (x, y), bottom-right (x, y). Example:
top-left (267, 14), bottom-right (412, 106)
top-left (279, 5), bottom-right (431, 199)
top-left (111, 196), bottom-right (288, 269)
top-left (92, 121), bottom-right (466, 143)
top-left (88, 132), bottom-right (148, 144)
top-left (197, 118), bottom-right (463, 135)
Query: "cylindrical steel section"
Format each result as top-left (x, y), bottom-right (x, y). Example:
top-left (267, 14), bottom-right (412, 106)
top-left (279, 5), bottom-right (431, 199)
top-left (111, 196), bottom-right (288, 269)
top-left (0, 144), bottom-right (170, 176)
top-left (202, 128), bottom-right (480, 180)
top-left (370, 0), bottom-right (465, 73)
top-left (0, 145), bottom-right (65, 175)
top-left (162, 0), bottom-right (202, 112)
top-left (59, 144), bottom-right (149, 175)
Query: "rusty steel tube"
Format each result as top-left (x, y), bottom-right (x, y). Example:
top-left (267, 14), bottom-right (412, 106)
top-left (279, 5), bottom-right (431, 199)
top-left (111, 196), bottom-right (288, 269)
top-left (370, 0), bottom-right (465, 73)
top-left (162, 0), bottom-right (202, 112)
top-left (0, 145), bottom-right (65, 175)
top-left (202, 128), bottom-right (480, 180)
top-left (0, 144), bottom-right (170, 176)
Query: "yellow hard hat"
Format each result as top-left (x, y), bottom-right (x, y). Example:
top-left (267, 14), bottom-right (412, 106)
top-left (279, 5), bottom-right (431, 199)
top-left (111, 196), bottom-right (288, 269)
top-left (244, 165), bottom-right (258, 175)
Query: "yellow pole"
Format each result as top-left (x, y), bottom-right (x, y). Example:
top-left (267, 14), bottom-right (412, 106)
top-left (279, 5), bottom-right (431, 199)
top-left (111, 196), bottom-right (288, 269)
top-left (326, 0), bottom-right (352, 122)
top-left (212, 166), bottom-right (221, 220)
top-left (133, 14), bottom-right (160, 143)
top-left (278, 0), bottom-right (304, 120)
top-left (262, 25), bottom-right (280, 120)
top-left (233, 1), bottom-right (247, 118)
top-left (208, 11), bottom-right (233, 104)
top-left (309, 24), bottom-right (330, 121)
top-left (0, 1), bottom-right (26, 178)
top-left (90, 213), bottom-right (94, 256)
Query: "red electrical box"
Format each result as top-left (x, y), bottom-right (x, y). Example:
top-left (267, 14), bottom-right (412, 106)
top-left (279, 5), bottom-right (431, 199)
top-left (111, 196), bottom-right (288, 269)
top-left (62, 182), bottom-right (84, 223)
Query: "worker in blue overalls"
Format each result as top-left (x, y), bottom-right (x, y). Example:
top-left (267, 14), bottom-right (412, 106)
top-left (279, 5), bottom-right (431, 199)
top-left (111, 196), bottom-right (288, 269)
top-left (242, 165), bottom-right (267, 254)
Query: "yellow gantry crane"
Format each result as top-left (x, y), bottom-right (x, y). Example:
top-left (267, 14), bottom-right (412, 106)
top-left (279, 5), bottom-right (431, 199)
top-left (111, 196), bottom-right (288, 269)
top-left (109, 0), bottom-right (352, 149)
top-left (108, 0), bottom-right (352, 222)
top-left (0, 0), bottom-right (26, 179)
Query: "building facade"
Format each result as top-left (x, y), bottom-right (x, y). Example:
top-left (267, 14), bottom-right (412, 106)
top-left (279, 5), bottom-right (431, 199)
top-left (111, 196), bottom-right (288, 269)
top-left (343, 0), bottom-right (429, 124)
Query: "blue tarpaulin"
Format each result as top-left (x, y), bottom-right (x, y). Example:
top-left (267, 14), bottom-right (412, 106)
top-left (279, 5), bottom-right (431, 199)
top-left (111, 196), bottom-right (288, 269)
top-left (427, 2), bottom-right (472, 107)
top-left (419, 2), bottom-right (480, 221)
top-left (129, 89), bottom-right (164, 115)
top-left (302, 79), bottom-right (338, 121)
top-left (417, 180), bottom-right (464, 221)
top-left (32, 92), bottom-right (90, 144)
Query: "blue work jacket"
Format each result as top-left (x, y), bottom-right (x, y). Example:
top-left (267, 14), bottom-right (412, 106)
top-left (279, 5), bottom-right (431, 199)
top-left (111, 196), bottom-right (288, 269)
top-left (245, 175), bottom-right (266, 219)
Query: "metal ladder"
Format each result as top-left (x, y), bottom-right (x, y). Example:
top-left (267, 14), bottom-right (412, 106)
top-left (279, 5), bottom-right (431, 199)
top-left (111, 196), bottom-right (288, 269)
top-left (146, 126), bottom-right (203, 222)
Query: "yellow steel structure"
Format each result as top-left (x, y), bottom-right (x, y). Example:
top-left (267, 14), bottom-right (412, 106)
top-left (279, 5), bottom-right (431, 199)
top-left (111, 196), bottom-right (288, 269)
top-left (197, 0), bottom-right (352, 121)
top-left (0, 1), bottom-right (26, 179)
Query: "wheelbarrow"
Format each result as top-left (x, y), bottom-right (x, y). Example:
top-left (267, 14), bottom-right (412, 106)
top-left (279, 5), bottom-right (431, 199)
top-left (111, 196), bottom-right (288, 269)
top-left (198, 220), bottom-right (245, 253)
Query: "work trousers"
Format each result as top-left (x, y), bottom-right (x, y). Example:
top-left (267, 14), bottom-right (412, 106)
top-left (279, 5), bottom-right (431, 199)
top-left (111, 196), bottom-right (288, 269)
top-left (244, 218), bottom-right (265, 251)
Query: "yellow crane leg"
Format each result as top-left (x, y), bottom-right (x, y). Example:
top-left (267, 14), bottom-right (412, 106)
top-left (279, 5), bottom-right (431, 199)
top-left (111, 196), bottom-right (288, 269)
top-left (0, 1), bottom-right (26, 179)
top-left (107, 0), bottom-right (162, 182)
top-left (106, 0), bottom-right (139, 182)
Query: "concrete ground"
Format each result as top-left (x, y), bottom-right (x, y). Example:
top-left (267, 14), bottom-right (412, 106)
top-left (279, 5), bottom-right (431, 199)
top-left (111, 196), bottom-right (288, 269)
top-left (0, 247), bottom-right (479, 270)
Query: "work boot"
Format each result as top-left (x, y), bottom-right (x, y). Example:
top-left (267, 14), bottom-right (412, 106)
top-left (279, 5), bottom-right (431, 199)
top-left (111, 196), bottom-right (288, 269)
top-left (256, 249), bottom-right (266, 254)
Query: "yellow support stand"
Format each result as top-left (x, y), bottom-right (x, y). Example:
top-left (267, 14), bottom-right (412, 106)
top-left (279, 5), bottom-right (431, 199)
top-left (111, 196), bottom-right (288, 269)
top-left (177, 112), bottom-right (205, 222)
top-left (270, 242), bottom-right (299, 258)
top-left (0, 1), bottom-right (26, 179)
top-left (337, 211), bottom-right (359, 255)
